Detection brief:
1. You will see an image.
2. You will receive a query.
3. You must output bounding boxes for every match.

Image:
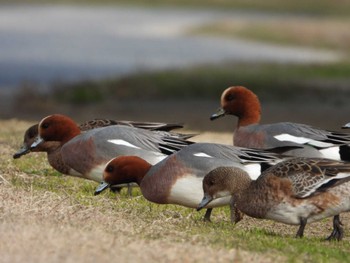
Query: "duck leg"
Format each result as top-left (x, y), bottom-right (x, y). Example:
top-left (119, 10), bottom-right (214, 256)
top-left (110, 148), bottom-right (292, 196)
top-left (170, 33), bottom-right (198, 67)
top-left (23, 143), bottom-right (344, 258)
top-left (326, 215), bottom-right (344, 241)
top-left (296, 217), bottom-right (307, 238)
top-left (204, 208), bottom-right (213, 222)
top-left (230, 201), bottom-right (244, 224)
top-left (126, 183), bottom-right (133, 197)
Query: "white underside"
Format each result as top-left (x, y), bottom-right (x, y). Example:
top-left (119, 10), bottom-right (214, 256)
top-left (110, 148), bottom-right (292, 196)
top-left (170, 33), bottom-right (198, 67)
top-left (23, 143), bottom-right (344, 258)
top-left (168, 175), bottom-right (231, 208)
top-left (86, 164), bottom-right (105, 182)
top-left (266, 199), bottom-right (350, 225)
top-left (68, 168), bottom-right (83, 177)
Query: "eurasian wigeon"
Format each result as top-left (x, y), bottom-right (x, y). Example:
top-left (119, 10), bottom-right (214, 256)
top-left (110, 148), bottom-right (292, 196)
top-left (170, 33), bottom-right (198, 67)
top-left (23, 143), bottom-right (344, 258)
top-left (211, 86), bottom-right (350, 160)
top-left (197, 157), bottom-right (350, 240)
top-left (13, 119), bottom-right (187, 159)
top-left (13, 124), bottom-right (60, 159)
top-left (95, 142), bottom-right (284, 221)
top-left (30, 114), bottom-right (193, 183)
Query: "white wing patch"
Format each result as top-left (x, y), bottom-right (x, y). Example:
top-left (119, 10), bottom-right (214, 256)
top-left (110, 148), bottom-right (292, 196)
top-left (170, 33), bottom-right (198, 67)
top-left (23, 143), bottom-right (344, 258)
top-left (274, 134), bottom-right (334, 148)
top-left (243, 163), bottom-right (261, 180)
top-left (319, 147), bottom-right (341, 160)
top-left (193, 152), bottom-right (213, 158)
top-left (108, 139), bottom-right (141, 149)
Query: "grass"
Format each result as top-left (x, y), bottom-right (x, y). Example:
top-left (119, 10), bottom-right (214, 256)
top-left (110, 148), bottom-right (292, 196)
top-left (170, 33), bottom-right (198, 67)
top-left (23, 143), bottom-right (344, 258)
top-left (3, 120), bottom-right (350, 262)
top-left (30, 62), bottom-right (350, 105)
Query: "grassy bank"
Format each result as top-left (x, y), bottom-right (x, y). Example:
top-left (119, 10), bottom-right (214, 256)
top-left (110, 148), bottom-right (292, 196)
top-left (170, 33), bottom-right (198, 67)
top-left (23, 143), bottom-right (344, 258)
top-left (3, 120), bottom-right (350, 262)
top-left (17, 62), bottom-right (350, 105)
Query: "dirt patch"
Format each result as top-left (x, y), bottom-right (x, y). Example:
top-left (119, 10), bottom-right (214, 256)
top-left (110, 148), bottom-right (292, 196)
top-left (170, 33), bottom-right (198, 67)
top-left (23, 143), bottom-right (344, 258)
top-left (0, 184), bottom-right (278, 263)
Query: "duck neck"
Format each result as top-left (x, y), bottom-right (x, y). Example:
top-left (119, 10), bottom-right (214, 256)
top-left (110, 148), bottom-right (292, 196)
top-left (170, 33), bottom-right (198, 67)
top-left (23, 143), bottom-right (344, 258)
top-left (229, 171), bottom-right (252, 198)
top-left (237, 102), bottom-right (261, 127)
top-left (61, 125), bottom-right (81, 144)
top-left (232, 176), bottom-right (269, 219)
top-left (132, 161), bottom-right (152, 185)
top-left (117, 157), bottom-right (152, 186)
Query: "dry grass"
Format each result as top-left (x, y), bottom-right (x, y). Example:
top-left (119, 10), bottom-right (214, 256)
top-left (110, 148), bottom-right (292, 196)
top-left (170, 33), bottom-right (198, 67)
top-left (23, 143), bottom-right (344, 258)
top-left (2, 119), bottom-right (350, 263)
top-left (0, 120), bottom-right (273, 263)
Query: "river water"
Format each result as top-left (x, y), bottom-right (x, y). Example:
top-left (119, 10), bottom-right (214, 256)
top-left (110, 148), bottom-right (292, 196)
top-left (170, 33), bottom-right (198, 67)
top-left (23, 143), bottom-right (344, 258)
top-left (0, 4), bottom-right (341, 92)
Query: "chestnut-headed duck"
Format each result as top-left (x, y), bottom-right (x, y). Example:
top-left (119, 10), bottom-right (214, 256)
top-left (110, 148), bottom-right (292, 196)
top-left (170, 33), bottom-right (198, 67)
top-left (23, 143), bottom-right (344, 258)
top-left (198, 157), bottom-right (350, 240)
top-left (30, 114), bottom-right (193, 183)
top-left (95, 142), bottom-right (284, 221)
top-left (13, 119), bottom-right (187, 159)
top-left (211, 86), bottom-right (350, 160)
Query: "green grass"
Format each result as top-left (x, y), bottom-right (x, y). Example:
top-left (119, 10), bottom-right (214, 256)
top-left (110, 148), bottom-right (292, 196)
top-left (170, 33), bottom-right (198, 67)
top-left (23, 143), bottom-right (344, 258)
top-left (44, 62), bottom-right (350, 105)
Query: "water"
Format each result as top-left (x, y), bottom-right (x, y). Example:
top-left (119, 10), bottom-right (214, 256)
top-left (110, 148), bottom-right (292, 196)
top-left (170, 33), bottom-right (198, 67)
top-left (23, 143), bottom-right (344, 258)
top-left (0, 4), bottom-right (341, 92)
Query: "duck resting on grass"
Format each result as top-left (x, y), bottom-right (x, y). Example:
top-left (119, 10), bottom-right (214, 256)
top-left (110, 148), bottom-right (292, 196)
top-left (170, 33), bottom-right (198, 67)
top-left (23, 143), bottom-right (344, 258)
top-left (197, 157), bottom-right (350, 240)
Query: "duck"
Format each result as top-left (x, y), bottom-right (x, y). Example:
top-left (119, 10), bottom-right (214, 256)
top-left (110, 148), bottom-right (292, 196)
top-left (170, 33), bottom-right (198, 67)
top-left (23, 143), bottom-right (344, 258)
top-left (210, 86), bottom-right (350, 160)
top-left (13, 119), bottom-right (186, 159)
top-left (13, 124), bottom-right (60, 159)
top-left (95, 142), bottom-right (285, 222)
top-left (29, 114), bottom-right (193, 183)
top-left (197, 157), bottom-right (350, 240)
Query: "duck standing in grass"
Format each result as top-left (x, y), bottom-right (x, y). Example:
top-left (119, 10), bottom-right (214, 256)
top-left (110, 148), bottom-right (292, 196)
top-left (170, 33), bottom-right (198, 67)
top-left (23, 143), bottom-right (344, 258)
top-left (14, 119), bottom-right (186, 159)
top-left (95, 142), bottom-right (285, 222)
top-left (210, 86), bottom-right (350, 234)
top-left (13, 119), bottom-right (187, 193)
top-left (197, 157), bottom-right (350, 240)
top-left (211, 86), bottom-right (350, 159)
top-left (28, 114), bottom-right (193, 183)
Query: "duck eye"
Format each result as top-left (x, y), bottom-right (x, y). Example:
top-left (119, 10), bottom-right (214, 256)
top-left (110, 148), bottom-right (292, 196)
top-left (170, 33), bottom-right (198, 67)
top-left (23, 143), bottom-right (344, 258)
top-left (106, 165), bottom-right (114, 173)
top-left (226, 94), bottom-right (235, 101)
top-left (209, 178), bottom-right (215, 186)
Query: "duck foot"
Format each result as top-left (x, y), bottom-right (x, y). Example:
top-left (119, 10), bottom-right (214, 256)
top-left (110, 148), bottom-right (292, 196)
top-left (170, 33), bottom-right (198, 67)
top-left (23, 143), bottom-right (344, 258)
top-left (203, 208), bottom-right (212, 222)
top-left (326, 215), bottom-right (344, 241)
top-left (296, 217), bottom-right (307, 238)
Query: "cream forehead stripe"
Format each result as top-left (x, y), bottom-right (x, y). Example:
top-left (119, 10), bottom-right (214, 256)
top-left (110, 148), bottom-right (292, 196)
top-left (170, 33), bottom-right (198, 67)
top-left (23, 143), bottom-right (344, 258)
top-left (108, 139), bottom-right (141, 149)
top-left (221, 87), bottom-right (231, 101)
top-left (38, 115), bottom-right (53, 128)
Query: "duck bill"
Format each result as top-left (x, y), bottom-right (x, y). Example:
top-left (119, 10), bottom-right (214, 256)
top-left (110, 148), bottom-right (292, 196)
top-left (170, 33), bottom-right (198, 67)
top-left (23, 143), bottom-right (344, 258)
top-left (94, 181), bottom-right (110, 196)
top-left (342, 122), bottom-right (350, 129)
top-left (13, 145), bottom-right (31, 159)
top-left (210, 108), bottom-right (226, 121)
top-left (197, 194), bottom-right (213, 211)
top-left (30, 136), bottom-right (44, 149)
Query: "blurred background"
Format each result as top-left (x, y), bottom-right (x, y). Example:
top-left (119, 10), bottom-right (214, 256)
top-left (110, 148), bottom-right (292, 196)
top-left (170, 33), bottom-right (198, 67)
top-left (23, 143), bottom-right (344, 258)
top-left (0, 0), bottom-right (350, 131)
